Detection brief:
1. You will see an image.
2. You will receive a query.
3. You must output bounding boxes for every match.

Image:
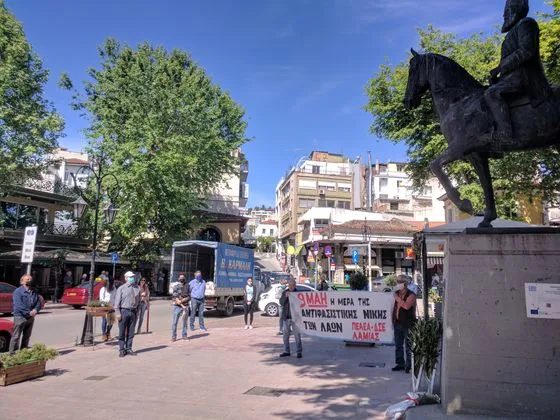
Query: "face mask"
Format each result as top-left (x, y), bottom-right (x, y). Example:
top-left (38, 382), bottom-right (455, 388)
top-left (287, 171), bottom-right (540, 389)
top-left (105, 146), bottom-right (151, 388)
top-left (196, 274), bottom-right (202, 281)
top-left (179, 278), bottom-right (185, 283)
top-left (127, 277), bottom-right (136, 283)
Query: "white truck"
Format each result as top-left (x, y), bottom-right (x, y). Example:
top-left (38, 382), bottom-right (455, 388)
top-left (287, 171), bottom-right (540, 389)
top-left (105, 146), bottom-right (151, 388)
top-left (169, 240), bottom-right (255, 316)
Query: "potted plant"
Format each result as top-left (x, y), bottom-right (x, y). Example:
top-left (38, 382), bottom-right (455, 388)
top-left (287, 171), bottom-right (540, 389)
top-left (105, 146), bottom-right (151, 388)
top-left (85, 300), bottom-right (113, 316)
top-left (0, 344), bottom-right (58, 386)
top-left (409, 318), bottom-right (442, 395)
top-left (384, 273), bottom-right (397, 288)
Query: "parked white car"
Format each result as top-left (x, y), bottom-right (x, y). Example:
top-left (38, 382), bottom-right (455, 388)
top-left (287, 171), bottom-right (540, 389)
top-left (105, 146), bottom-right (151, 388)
top-left (258, 283), bottom-right (316, 317)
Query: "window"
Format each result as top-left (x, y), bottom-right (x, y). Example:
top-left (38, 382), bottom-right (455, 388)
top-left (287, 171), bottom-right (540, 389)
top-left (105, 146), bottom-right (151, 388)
top-left (396, 164), bottom-right (405, 172)
top-left (262, 228), bottom-right (266, 234)
top-left (338, 183), bottom-right (351, 192)
top-left (312, 165), bottom-right (320, 174)
top-left (318, 181), bottom-right (336, 191)
top-left (380, 178), bottom-right (388, 187)
top-left (397, 180), bottom-right (403, 188)
top-left (315, 219), bottom-right (329, 228)
top-left (390, 202), bottom-right (399, 210)
top-left (379, 194), bottom-right (389, 199)
top-left (318, 199), bottom-right (326, 207)
top-left (326, 200), bottom-right (335, 208)
top-left (269, 229), bottom-right (274, 236)
top-left (299, 198), bottom-right (315, 208)
top-left (299, 179), bottom-right (317, 189)
top-left (337, 201), bottom-right (350, 209)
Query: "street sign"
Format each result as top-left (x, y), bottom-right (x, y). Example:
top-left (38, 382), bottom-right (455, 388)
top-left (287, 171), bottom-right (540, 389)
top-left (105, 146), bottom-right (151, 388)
top-left (21, 226), bottom-right (38, 263)
top-left (111, 252), bottom-right (120, 264)
top-left (324, 245), bottom-right (332, 257)
top-left (286, 245), bottom-right (295, 255)
top-left (312, 242), bottom-right (319, 255)
top-left (330, 262), bottom-right (336, 271)
top-left (351, 249), bottom-right (359, 264)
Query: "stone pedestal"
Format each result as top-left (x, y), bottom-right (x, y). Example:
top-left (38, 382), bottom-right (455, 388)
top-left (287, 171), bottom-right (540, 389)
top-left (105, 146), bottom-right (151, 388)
top-left (441, 230), bottom-right (560, 418)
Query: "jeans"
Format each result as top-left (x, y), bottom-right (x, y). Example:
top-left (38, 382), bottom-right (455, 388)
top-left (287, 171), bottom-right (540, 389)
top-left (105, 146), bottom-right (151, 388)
top-left (118, 309), bottom-right (136, 353)
top-left (172, 305), bottom-right (188, 339)
top-left (9, 316), bottom-right (34, 355)
top-left (283, 319), bottom-right (302, 354)
top-left (244, 302), bottom-right (254, 325)
top-left (278, 307), bottom-right (284, 333)
top-left (190, 298), bottom-right (205, 329)
top-left (136, 302), bottom-right (147, 334)
top-left (394, 323), bottom-right (412, 369)
top-left (101, 312), bottom-right (114, 336)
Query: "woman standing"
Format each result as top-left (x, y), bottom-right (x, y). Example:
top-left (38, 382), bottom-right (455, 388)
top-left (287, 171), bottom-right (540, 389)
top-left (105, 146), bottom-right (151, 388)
top-left (243, 277), bottom-right (257, 329)
top-left (99, 278), bottom-right (116, 341)
top-left (136, 277), bottom-right (150, 334)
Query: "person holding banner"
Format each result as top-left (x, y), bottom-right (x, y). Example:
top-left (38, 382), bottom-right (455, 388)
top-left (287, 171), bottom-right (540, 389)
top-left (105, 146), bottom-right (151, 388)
top-left (279, 279), bottom-right (302, 359)
top-left (392, 274), bottom-right (417, 373)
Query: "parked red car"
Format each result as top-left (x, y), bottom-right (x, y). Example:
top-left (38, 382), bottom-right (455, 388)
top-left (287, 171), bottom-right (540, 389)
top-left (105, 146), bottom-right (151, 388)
top-left (61, 280), bottom-right (123, 308)
top-left (0, 282), bottom-right (45, 315)
top-left (0, 318), bottom-right (14, 352)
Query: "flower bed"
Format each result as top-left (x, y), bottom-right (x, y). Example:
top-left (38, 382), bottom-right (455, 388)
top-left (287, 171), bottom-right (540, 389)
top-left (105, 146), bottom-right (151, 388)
top-left (85, 301), bottom-right (113, 317)
top-left (0, 344), bottom-right (57, 386)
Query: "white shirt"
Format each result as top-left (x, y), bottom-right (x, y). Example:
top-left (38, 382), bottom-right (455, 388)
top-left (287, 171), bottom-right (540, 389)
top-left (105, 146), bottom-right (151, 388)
top-left (99, 287), bottom-right (112, 303)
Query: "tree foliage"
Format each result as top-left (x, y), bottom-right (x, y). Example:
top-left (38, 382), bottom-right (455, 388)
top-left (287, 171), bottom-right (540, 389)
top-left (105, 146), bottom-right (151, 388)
top-left (0, 1), bottom-right (63, 188)
top-left (540, 0), bottom-right (560, 84)
top-left (63, 39), bottom-right (248, 260)
top-left (365, 9), bottom-right (560, 217)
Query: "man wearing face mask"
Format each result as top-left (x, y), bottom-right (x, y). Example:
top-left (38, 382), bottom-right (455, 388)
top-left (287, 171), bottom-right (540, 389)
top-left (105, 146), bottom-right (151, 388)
top-left (171, 273), bottom-right (190, 341)
top-left (114, 271), bottom-right (140, 357)
top-left (189, 270), bottom-right (207, 331)
top-left (9, 274), bottom-right (41, 355)
top-left (392, 274), bottom-right (417, 373)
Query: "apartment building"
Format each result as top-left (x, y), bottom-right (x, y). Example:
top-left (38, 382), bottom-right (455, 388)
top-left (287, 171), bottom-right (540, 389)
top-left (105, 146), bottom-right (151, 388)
top-left (276, 151), bottom-right (360, 245)
top-left (368, 161), bottom-right (445, 222)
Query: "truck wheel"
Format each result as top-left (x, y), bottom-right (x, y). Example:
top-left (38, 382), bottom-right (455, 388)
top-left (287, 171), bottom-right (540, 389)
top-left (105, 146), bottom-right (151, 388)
top-left (224, 297), bottom-right (235, 317)
top-left (0, 332), bottom-right (11, 353)
top-left (265, 303), bottom-right (279, 317)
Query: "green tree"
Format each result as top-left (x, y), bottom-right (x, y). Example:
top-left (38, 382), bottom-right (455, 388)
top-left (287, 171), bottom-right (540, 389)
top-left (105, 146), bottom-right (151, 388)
top-left (257, 236), bottom-right (274, 252)
top-left (540, 0), bottom-right (560, 83)
top-left (62, 39), bottom-right (248, 260)
top-left (0, 1), bottom-right (63, 188)
top-left (365, 15), bottom-right (560, 218)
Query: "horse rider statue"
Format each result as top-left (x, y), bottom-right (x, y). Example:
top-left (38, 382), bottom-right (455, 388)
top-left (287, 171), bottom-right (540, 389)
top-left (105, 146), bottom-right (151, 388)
top-left (484, 0), bottom-right (553, 149)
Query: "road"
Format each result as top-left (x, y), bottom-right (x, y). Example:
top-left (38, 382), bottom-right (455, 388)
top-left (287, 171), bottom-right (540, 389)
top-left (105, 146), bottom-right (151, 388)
top-left (2, 300), bottom-right (278, 348)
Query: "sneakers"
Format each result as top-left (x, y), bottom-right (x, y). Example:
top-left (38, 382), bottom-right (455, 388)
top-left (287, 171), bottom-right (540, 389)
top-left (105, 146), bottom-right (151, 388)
top-left (279, 352), bottom-right (291, 357)
top-left (190, 326), bottom-right (196, 331)
top-left (391, 365), bottom-right (405, 371)
top-left (126, 350), bottom-right (137, 356)
top-left (297, 353), bottom-right (302, 359)
top-left (277, 331), bottom-right (283, 336)
top-left (200, 327), bottom-right (207, 332)
top-left (248, 325), bottom-right (253, 330)
top-left (171, 337), bottom-right (177, 342)
top-left (182, 336), bottom-right (188, 340)
top-left (244, 325), bottom-right (249, 330)
top-left (119, 352), bottom-right (126, 358)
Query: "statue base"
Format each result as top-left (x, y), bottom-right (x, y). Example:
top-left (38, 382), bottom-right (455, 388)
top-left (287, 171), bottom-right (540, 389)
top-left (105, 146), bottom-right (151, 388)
top-left (441, 229), bottom-right (560, 417)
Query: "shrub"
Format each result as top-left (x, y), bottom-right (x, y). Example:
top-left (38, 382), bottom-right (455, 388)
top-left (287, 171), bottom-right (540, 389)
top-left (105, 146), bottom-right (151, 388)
top-left (0, 344), bottom-right (58, 369)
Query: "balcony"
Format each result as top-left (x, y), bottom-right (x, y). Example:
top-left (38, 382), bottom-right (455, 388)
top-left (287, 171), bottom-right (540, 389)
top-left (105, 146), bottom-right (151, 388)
top-left (296, 167), bottom-right (352, 177)
top-left (13, 174), bottom-right (76, 198)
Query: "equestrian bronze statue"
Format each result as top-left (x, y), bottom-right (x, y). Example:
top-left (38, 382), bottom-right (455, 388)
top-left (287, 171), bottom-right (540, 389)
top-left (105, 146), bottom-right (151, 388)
top-left (404, 0), bottom-right (559, 227)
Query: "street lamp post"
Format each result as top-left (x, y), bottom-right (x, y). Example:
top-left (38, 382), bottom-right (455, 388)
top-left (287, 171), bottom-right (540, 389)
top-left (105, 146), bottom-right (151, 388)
top-left (363, 219), bottom-right (372, 292)
top-left (71, 154), bottom-right (118, 346)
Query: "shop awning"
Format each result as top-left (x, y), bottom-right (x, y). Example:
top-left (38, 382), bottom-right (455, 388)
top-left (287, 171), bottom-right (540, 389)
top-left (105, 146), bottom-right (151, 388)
top-left (344, 264), bottom-right (362, 271)
top-left (427, 256), bottom-right (444, 268)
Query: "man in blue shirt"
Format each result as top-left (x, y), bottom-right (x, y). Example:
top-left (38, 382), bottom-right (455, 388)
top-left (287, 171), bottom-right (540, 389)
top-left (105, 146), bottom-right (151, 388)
top-left (9, 274), bottom-right (41, 355)
top-left (189, 270), bottom-right (206, 331)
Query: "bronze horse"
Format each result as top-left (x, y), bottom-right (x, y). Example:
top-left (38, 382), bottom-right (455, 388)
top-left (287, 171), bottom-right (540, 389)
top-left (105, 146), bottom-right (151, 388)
top-left (404, 50), bottom-right (560, 227)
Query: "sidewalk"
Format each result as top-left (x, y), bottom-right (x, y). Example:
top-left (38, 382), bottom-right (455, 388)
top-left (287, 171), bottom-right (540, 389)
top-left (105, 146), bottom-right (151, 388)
top-left (44, 296), bottom-right (171, 310)
top-left (0, 325), bottom-right (411, 419)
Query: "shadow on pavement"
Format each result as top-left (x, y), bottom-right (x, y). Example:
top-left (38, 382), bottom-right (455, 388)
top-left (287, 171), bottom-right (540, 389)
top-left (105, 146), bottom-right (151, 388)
top-left (136, 345), bottom-right (168, 354)
top-left (58, 349), bottom-right (76, 356)
top-left (254, 339), bottom-right (400, 419)
top-left (45, 368), bottom-right (70, 377)
top-left (187, 333), bottom-right (210, 340)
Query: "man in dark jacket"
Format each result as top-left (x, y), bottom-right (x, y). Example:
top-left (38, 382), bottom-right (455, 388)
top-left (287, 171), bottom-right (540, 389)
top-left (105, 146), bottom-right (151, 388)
top-left (9, 274), bottom-right (41, 355)
top-left (279, 279), bottom-right (302, 359)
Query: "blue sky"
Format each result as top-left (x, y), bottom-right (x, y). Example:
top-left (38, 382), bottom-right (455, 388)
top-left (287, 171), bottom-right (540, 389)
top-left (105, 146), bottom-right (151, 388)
top-left (7, 0), bottom-right (551, 207)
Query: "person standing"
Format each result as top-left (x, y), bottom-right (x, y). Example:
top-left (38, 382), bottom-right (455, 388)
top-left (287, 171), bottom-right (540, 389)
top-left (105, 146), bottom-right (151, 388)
top-left (63, 270), bottom-right (74, 290)
top-left (189, 270), bottom-right (206, 331)
top-left (392, 274), bottom-right (417, 373)
top-left (276, 278), bottom-right (288, 335)
top-left (243, 277), bottom-right (257, 329)
top-left (9, 274), bottom-right (41, 355)
top-left (114, 271), bottom-right (140, 357)
top-left (99, 278), bottom-right (116, 341)
top-left (136, 277), bottom-right (150, 334)
top-left (171, 274), bottom-right (190, 341)
top-left (279, 279), bottom-right (302, 359)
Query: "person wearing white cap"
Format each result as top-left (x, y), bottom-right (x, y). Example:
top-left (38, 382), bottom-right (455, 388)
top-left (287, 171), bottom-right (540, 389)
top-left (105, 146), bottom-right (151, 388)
top-left (114, 271), bottom-right (141, 357)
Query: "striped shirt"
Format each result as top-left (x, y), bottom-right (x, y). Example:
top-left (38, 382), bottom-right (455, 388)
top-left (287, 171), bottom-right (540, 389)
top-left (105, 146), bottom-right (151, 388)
top-left (114, 282), bottom-right (140, 314)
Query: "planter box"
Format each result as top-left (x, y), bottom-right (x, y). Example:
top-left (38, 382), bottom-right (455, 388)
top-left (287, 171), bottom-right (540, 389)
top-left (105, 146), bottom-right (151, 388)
top-left (86, 306), bottom-right (112, 317)
top-left (0, 360), bottom-right (46, 386)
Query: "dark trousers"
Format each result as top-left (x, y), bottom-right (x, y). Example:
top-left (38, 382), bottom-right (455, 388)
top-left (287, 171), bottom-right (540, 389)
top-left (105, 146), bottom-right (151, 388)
top-left (136, 302), bottom-right (147, 334)
top-left (9, 316), bottom-right (35, 355)
top-left (118, 309), bottom-right (136, 353)
top-left (243, 302), bottom-right (254, 325)
top-left (394, 323), bottom-right (412, 369)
